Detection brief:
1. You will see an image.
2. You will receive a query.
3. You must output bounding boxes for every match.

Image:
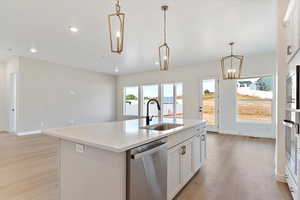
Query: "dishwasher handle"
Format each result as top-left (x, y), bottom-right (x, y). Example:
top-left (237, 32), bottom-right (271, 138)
top-left (131, 142), bottom-right (167, 160)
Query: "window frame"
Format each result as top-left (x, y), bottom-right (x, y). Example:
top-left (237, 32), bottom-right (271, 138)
top-left (235, 75), bottom-right (273, 124)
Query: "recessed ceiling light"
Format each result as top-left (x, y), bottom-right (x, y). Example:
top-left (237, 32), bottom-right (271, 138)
top-left (29, 48), bottom-right (37, 53)
top-left (70, 26), bottom-right (79, 33)
top-left (114, 67), bottom-right (119, 73)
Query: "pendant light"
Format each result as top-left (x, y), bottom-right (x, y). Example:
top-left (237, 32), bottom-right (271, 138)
top-left (108, 0), bottom-right (125, 54)
top-left (221, 42), bottom-right (244, 80)
top-left (158, 5), bottom-right (170, 71)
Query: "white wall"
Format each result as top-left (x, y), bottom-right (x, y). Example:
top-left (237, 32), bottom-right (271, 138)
top-left (117, 52), bottom-right (276, 138)
top-left (0, 62), bottom-right (6, 131)
top-left (2, 57), bottom-right (117, 134)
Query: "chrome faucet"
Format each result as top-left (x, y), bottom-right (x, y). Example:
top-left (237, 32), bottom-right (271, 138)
top-left (146, 99), bottom-right (161, 126)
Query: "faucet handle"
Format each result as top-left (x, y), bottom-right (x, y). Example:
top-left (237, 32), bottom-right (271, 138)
top-left (150, 115), bottom-right (154, 121)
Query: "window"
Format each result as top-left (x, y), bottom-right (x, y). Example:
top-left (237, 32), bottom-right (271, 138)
top-left (162, 84), bottom-right (174, 118)
top-left (142, 85), bottom-right (159, 116)
top-left (162, 83), bottom-right (183, 118)
top-left (236, 76), bottom-right (273, 122)
top-left (123, 83), bottom-right (183, 118)
top-left (123, 86), bottom-right (139, 116)
top-left (175, 83), bottom-right (183, 118)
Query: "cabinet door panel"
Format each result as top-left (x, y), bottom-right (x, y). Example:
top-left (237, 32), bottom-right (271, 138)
top-left (192, 135), bottom-right (201, 172)
top-left (285, 0), bottom-right (300, 62)
top-left (167, 146), bottom-right (181, 200)
top-left (181, 139), bottom-right (193, 185)
top-left (200, 134), bottom-right (207, 164)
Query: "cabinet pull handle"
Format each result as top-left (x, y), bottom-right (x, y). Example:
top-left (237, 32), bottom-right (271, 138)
top-left (287, 45), bottom-right (293, 55)
top-left (181, 146), bottom-right (186, 155)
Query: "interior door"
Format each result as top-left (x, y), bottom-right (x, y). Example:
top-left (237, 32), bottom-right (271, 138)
top-left (9, 73), bottom-right (17, 133)
top-left (200, 78), bottom-right (219, 132)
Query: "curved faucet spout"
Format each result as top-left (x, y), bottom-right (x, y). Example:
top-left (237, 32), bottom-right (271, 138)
top-left (146, 99), bottom-right (161, 125)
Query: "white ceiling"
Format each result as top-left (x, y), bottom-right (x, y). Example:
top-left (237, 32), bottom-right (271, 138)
top-left (0, 0), bottom-right (276, 74)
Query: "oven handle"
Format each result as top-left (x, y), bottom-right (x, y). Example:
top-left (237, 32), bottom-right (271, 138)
top-left (283, 120), bottom-right (299, 134)
top-left (283, 120), bottom-right (296, 128)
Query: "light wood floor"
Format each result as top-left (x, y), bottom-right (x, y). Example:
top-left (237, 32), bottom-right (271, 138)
top-left (176, 133), bottom-right (292, 200)
top-left (0, 132), bottom-right (59, 200)
top-left (0, 132), bottom-right (292, 200)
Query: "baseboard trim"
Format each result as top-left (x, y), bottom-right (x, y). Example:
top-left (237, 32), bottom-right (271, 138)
top-left (275, 173), bottom-right (286, 183)
top-left (17, 130), bottom-right (42, 136)
top-left (218, 130), bottom-right (238, 135)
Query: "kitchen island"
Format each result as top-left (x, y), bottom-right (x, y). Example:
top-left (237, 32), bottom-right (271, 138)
top-left (44, 118), bottom-right (207, 200)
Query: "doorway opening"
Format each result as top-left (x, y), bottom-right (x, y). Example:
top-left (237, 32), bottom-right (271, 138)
top-left (200, 78), bottom-right (219, 132)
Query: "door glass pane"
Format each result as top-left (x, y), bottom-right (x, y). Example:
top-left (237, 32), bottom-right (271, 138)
top-left (124, 86), bottom-right (139, 116)
top-left (202, 79), bottom-right (216, 126)
top-left (142, 85), bottom-right (159, 116)
top-left (176, 83), bottom-right (183, 118)
top-left (162, 84), bottom-right (174, 118)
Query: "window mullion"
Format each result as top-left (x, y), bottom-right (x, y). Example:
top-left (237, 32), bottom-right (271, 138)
top-left (139, 85), bottom-right (143, 118)
top-left (159, 84), bottom-right (163, 118)
top-left (173, 84), bottom-right (176, 118)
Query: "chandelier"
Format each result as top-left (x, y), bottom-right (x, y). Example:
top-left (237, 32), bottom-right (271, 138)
top-left (158, 5), bottom-right (170, 71)
top-left (221, 42), bottom-right (244, 80)
top-left (108, 0), bottom-right (125, 54)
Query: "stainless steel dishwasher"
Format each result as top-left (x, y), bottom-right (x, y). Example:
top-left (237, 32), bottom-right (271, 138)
top-left (127, 138), bottom-right (167, 200)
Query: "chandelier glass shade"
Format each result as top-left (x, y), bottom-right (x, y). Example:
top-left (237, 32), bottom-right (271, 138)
top-left (108, 0), bottom-right (125, 54)
top-left (159, 5), bottom-right (170, 71)
top-left (221, 42), bottom-right (244, 80)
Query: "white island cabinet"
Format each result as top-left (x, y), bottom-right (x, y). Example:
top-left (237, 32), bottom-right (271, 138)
top-left (44, 118), bottom-right (207, 200)
top-left (167, 125), bottom-right (207, 200)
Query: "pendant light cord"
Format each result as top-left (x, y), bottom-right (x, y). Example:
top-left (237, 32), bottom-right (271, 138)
top-left (164, 8), bottom-right (167, 44)
top-left (230, 43), bottom-right (233, 69)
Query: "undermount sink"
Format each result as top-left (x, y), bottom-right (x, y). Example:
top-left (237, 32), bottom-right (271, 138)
top-left (141, 123), bottom-right (183, 131)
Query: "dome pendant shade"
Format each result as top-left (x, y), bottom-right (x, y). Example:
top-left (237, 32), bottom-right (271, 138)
top-left (221, 42), bottom-right (244, 80)
top-left (108, 0), bottom-right (125, 54)
top-left (158, 5), bottom-right (170, 71)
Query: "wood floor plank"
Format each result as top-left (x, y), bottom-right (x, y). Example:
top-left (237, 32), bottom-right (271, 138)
top-left (0, 132), bottom-right (292, 200)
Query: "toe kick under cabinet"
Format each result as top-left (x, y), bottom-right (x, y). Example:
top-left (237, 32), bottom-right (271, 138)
top-left (167, 125), bottom-right (207, 200)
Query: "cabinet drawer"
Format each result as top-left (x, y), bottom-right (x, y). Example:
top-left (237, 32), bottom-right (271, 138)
top-left (167, 128), bottom-right (195, 149)
top-left (194, 125), bottom-right (206, 134)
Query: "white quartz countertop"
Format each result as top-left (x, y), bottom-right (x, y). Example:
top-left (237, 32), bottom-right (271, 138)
top-left (43, 118), bottom-right (206, 152)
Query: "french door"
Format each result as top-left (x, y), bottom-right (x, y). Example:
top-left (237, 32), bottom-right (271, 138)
top-left (199, 78), bottom-right (219, 132)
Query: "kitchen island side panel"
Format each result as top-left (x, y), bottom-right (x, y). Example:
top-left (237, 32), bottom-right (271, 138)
top-left (60, 140), bottom-right (126, 200)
